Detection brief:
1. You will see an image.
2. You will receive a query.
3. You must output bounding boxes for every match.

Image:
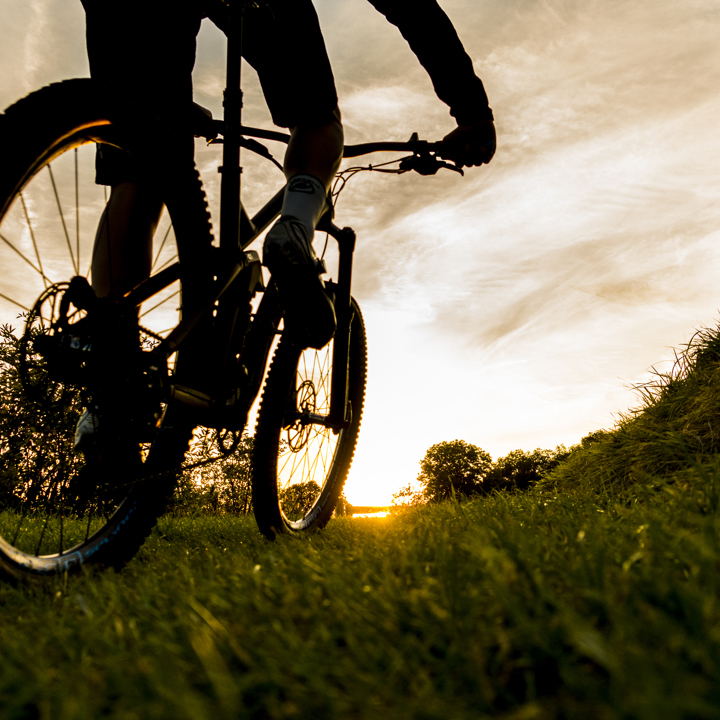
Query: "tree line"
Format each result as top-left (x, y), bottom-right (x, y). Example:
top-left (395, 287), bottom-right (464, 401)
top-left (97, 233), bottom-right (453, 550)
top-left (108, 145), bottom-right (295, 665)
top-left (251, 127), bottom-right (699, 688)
top-left (393, 439), bottom-right (570, 506)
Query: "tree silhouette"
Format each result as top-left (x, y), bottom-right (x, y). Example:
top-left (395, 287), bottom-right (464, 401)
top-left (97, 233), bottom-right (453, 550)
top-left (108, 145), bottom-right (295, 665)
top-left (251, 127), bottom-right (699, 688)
top-left (483, 446), bottom-right (569, 493)
top-left (417, 439), bottom-right (492, 502)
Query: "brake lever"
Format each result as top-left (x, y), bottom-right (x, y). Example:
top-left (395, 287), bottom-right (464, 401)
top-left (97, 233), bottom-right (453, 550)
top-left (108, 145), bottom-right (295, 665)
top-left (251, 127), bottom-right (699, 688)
top-left (398, 154), bottom-right (464, 177)
top-left (437, 160), bottom-right (464, 176)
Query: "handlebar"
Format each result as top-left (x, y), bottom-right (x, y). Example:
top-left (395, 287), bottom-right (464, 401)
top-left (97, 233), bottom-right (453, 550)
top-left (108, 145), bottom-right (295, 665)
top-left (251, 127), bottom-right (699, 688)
top-left (342, 139), bottom-right (443, 158)
top-left (211, 121), bottom-right (446, 159)
top-left (207, 121), bottom-right (461, 175)
top-left (342, 135), bottom-right (462, 175)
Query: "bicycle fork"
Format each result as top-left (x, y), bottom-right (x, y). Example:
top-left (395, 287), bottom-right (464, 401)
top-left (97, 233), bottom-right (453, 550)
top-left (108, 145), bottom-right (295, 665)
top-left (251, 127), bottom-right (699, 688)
top-left (323, 221), bottom-right (357, 431)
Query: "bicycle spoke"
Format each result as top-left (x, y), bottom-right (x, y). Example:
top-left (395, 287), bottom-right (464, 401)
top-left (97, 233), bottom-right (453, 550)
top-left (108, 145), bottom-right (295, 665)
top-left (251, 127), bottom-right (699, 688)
top-left (305, 440), bottom-right (321, 486)
top-left (58, 512), bottom-right (65, 557)
top-left (11, 508), bottom-right (27, 546)
top-left (312, 431), bottom-right (331, 482)
top-left (75, 148), bottom-right (81, 274)
top-left (140, 289), bottom-right (181, 319)
top-left (153, 254), bottom-right (179, 274)
top-left (0, 291), bottom-right (30, 313)
top-left (47, 164), bottom-right (79, 276)
top-left (34, 515), bottom-right (49, 557)
top-left (279, 444), bottom-right (301, 488)
top-left (8, 200), bottom-right (49, 285)
top-left (277, 445), bottom-right (295, 482)
top-left (151, 221), bottom-right (173, 271)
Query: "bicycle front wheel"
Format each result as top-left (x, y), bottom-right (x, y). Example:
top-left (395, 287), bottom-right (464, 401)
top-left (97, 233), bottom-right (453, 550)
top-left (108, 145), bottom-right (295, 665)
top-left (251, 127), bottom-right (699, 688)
top-left (0, 79), bottom-right (205, 580)
top-left (252, 298), bottom-right (367, 539)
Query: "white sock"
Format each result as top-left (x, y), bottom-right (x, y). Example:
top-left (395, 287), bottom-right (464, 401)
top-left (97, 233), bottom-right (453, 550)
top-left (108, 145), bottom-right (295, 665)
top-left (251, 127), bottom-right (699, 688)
top-left (281, 174), bottom-right (327, 236)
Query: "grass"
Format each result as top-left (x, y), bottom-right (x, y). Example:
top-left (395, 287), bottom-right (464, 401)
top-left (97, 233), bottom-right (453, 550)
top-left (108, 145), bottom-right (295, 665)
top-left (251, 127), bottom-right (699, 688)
top-left (0, 488), bottom-right (719, 719)
top-left (3, 325), bottom-right (720, 718)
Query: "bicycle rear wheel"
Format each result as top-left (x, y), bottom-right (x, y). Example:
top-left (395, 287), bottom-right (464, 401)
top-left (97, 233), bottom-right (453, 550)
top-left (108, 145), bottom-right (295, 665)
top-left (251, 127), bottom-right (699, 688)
top-left (252, 298), bottom-right (367, 539)
top-left (0, 79), bottom-right (205, 580)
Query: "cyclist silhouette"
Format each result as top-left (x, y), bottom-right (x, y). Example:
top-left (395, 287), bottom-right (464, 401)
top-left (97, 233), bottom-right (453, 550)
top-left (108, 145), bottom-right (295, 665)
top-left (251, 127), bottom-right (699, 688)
top-left (76, 0), bottom-right (495, 446)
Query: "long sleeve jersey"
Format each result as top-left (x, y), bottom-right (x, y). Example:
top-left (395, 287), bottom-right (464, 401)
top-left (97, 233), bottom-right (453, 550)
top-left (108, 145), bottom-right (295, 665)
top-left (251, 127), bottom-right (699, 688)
top-left (366, 0), bottom-right (493, 124)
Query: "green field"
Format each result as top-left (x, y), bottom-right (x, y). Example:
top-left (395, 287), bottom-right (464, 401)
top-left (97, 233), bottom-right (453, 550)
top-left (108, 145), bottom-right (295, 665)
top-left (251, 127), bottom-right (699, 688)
top-left (2, 326), bottom-right (720, 719)
top-left (0, 485), bottom-right (718, 719)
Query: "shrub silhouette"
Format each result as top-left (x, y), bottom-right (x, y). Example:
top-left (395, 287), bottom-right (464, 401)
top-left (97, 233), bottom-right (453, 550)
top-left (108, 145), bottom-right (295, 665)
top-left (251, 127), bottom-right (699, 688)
top-left (0, 324), bottom-right (83, 511)
top-left (482, 447), bottom-right (569, 494)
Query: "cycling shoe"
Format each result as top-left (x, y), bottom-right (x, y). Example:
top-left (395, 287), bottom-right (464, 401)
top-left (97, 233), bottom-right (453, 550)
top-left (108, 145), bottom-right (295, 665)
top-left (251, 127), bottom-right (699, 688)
top-left (263, 216), bottom-right (336, 350)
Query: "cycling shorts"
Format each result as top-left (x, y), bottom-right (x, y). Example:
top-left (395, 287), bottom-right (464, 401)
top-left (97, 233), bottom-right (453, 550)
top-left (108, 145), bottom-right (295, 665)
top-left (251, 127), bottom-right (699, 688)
top-left (81, 0), bottom-right (338, 183)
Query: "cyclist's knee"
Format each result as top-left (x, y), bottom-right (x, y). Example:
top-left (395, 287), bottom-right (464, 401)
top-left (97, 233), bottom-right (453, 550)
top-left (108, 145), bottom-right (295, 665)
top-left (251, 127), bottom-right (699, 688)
top-left (285, 108), bottom-right (344, 188)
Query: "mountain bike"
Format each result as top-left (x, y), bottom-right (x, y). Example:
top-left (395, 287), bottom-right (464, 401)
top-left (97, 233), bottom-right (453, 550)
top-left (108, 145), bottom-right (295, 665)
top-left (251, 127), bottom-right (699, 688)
top-left (0, 3), bottom-right (463, 582)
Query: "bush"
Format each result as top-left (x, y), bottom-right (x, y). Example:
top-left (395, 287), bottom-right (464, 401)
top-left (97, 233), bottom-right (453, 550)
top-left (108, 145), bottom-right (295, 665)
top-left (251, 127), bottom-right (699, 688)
top-left (0, 324), bottom-right (83, 510)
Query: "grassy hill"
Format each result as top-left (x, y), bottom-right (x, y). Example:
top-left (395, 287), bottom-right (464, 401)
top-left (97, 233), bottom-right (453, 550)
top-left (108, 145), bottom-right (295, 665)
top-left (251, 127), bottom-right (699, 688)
top-left (1, 325), bottom-right (720, 718)
top-left (543, 321), bottom-right (720, 502)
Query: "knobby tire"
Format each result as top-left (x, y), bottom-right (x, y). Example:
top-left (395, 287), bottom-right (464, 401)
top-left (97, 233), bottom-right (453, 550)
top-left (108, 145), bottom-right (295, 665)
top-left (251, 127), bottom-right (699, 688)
top-left (0, 79), bottom-right (211, 581)
top-left (252, 298), bottom-right (367, 539)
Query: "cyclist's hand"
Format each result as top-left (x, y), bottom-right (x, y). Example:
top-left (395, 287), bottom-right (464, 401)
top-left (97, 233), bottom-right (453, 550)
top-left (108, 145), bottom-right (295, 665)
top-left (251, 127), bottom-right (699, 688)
top-left (441, 120), bottom-right (496, 168)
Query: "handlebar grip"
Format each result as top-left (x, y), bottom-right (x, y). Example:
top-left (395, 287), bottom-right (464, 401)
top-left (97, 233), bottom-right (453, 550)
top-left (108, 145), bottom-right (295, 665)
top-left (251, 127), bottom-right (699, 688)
top-left (343, 140), bottom-right (444, 159)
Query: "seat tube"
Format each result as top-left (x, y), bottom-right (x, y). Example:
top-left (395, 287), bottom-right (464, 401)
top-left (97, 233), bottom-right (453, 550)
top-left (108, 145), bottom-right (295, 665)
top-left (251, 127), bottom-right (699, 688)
top-left (329, 227), bottom-right (357, 428)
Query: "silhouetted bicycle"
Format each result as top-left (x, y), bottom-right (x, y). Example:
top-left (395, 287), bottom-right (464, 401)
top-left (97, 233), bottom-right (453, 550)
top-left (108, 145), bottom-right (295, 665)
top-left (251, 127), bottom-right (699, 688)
top-left (0, 1), bottom-right (464, 581)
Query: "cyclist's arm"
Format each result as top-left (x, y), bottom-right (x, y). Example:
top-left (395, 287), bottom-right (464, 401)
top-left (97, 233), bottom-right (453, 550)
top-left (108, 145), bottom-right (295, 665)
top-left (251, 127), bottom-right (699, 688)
top-left (366, 0), bottom-right (495, 165)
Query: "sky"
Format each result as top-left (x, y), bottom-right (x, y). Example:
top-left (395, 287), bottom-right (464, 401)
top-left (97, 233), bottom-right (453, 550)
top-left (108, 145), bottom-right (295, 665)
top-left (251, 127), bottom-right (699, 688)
top-left (2, 0), bottom-right (720, 505)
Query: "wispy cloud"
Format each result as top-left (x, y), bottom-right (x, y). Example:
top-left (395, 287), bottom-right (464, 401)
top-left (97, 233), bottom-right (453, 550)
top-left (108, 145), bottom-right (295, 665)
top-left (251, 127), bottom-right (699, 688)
top-left (0, 0), bottom-right (86, 101)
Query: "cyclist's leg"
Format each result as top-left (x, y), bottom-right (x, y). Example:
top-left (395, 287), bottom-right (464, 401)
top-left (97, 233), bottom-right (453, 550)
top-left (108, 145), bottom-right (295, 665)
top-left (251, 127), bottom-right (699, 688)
top-left (82, 1), bottom-right (215, 388)
top-left (75, 2), bottom-right (213, 454)
top-left (284, 114), bottom-right (344, 190)
top-left (82, 0), bottom-right (203, 299)
top-left (282, 109), bottom-right (344, 232)
top-left (244, 0), bottom-right (343, 349)
top-left (248, 0), bottom-right (342, 198)
top-left (262, 112), bottom-right (343, 350)
top-left (91, 181), bottom-right (161, 299)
